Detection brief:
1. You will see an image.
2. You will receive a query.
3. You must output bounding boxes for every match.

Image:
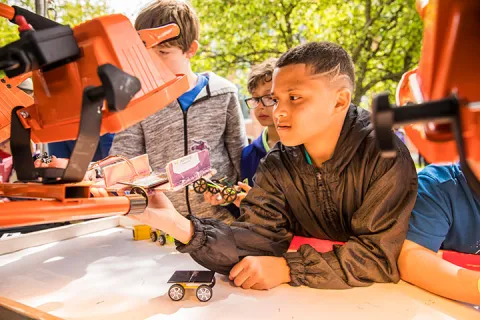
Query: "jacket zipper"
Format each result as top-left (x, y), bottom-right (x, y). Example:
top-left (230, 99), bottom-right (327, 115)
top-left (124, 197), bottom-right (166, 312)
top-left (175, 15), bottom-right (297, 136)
top-left (182, 105), bottom-right (193, 216)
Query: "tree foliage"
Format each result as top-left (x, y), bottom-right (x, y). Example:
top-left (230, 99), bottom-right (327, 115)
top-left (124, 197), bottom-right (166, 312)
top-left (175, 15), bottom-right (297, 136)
top-left (0, 0), bottom-right (111, 48)
top-left (191, 0), bottom-right (423, 107)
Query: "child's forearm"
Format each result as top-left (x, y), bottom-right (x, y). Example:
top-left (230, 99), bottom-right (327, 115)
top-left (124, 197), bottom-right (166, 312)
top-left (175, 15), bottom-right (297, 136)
top-left (138, 207), bottom-right (194, 244)
top-left (399, 241), bottom-right (480, 305)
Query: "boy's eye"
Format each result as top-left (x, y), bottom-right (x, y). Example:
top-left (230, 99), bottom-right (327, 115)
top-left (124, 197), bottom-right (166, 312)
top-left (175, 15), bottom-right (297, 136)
top-left (290, 95), bottom-right (300, 101)
top-left (157, 50), bottom-right (169, 55)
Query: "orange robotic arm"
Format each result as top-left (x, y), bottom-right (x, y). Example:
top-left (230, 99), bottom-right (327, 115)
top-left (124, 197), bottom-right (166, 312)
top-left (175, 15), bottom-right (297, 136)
top-left (0, 3), bottom-right (189, 228)
top-left (371, 0), bottom-right (480, 194)
top-left (0, 3), bottom-right (189, 183)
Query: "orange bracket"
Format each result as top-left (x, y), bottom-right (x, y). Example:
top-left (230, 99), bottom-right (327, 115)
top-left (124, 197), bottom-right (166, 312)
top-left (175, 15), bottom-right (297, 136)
top-left (138, 23), bottom-right (181, 49)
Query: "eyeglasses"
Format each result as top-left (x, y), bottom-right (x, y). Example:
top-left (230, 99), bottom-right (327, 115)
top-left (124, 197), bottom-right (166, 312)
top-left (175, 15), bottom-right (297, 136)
top-left (245, 94), bottom-right (276, 109)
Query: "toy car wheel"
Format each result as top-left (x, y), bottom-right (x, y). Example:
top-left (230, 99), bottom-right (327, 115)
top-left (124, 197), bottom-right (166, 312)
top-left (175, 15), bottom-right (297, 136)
top-left (158, 235), bottom-right (166, 246)
top-left (221, 187), bottom-right (237, 203)
top-left (150, 231), bottom-right (158, 242)
top-left (209, 276), bottom-right (216, 288)
top-left (193, 178), bottom-right (208, 193)
top-left (207, 185), bottom-right (219, 194)
top-left (168, 284), bottom-right (185, 301)
top-left (196, 285), bottom-right (212, 302)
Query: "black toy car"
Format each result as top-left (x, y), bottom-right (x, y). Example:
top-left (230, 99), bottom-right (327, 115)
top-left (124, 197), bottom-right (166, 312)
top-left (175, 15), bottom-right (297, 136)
top-left (167, 270), bottom-right (216, 302)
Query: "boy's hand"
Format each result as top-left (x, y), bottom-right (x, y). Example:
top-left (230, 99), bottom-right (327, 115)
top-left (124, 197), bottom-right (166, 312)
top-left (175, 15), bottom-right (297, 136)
top-left (33, 156), bottom-right (97, 182)
top-left (204, 181), bottom-right (252, 207)
top-left (203, 190), bottom-right (225, 206)
top-left (233, 181), bottom-right (252, 207)
top-left (89, 187), bottom-right (109, 197)
top-left (129, 191), bottom-right (178, 226)
top-left (229, 256), bottom-right (291, 290)
top-left (129, 191), bottom-right (194, 244)
top-left (34, 155), bottom-right (68, 169)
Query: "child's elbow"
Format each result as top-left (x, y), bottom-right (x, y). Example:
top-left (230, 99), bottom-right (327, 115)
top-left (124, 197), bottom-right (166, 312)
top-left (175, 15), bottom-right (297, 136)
top-left (397, 240), bottom-right (423, 283)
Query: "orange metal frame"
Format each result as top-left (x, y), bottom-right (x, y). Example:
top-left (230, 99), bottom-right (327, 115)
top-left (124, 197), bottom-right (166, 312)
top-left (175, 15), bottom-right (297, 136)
top-left (0, 73), bottom-right (33, 143)
top-left (0, 3), bottom-right (189, 143)
top-left (0, 3), bottom-right (189, 229)
top-left (398, 0), bottom-right (480, 164)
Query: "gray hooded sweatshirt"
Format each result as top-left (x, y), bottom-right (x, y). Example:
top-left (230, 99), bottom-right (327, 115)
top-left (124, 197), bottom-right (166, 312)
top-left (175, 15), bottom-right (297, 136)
top-left (110, 72), bottom-right (248, 223)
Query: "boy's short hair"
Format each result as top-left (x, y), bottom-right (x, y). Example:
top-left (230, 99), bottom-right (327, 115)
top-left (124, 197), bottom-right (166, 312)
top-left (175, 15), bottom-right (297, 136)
top-left (134, 0), bottom-right (200, 52)
top-left (276, 42), bottom-right (355, 90)
top-left (247, 58), bottom-right (278, 94)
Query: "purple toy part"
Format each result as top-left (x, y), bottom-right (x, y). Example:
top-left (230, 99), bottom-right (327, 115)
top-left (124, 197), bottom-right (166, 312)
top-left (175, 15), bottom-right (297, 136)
top-left (190, 139), bottom-right (211, 152)
top-left (167, 150), bottom-right (212, 189)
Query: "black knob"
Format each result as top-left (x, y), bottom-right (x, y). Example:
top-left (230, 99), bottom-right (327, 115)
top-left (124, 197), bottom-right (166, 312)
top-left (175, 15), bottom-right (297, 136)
top-left (97, 63), bottom-right (141, 112)
top-left (371, 93), bottom-right (396, 157)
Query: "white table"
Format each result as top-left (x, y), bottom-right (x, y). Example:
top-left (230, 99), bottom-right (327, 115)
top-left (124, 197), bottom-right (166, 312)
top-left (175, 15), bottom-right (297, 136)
top-left (0, 225), bottom-right (478, 320)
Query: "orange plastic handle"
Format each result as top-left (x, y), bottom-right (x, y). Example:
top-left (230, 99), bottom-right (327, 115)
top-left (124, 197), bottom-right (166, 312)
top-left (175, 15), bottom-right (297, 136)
top-left (0, 197), bottom-right (132, 228)
top-left (0, 3), bottom-right (14, 20)
top-left (138, 23), bottom-right (180, 49)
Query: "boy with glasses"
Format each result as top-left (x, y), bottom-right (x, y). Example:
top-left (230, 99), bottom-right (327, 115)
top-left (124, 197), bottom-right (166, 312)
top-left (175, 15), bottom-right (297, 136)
top-left (242, 58), bottom-right (280, 188)
top-left (204, 58), bottom-right (280, 209)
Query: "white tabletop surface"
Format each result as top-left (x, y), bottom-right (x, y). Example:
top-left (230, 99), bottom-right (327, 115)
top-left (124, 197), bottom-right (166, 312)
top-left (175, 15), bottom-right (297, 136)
top-left (0, 227), bottom-right (478, 320)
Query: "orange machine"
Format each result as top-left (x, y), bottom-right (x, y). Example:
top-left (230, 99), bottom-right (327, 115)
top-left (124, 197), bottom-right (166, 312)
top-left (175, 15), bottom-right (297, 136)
top-left (0, 6), bottom-right (188, 143)
top-left (0, 73), bottom-right (32, 143)
top-left (0, 3), bottom-right (189, 228)
top-left (371, 0), bottom-right (480, 193)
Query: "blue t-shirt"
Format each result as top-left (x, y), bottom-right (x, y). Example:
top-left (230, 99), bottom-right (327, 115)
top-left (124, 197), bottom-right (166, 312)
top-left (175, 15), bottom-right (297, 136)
top-left (48, 133), bottom-right (115, 162)
top-left (407, 164), bottom-right (480, 254)
top-left (178, 74), bottom-right (209, 112)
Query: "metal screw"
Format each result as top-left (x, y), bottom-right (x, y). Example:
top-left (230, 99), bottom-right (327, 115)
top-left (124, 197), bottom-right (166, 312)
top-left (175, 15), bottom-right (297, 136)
top-left (1, 79), bottom-right (6, 83)
top-left (19, 111), bottom-right (30, 118)
top-left (6, 84), bottom-right (11, 88)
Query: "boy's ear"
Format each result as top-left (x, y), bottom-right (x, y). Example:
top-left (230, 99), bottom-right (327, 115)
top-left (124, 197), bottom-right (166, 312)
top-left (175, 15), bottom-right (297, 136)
top-left (334, 87), bottom-right (352, 114)
top-left (185, 40), bottom-right (199, 58)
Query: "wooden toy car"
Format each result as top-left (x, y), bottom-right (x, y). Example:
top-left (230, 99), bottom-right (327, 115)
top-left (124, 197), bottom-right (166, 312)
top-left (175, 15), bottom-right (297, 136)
top-left (150, 229), bottom-right (167, 245)
top-left (132, 225), bottom-right (152, 241)
top-left (132, 225), bottom-right (169, 246)
top-left (192, 176), bottom-right (241, 204)
top-left (167, 270), bottom-right (215, 302)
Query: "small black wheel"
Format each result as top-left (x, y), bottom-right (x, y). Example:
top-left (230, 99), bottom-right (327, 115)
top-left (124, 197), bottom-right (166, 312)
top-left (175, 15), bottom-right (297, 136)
top-left (193, 178), bottom-right (208, 193)
top-left (222, 187), bottom-right (237, 203)
top-left (158, 235), bottom-right (166, 246)
top-left (150, 231), bottom-right (158, 242)
top-left (196, 285), bottom-right (213, 302)
top-left (208, 185), bottom-right (219, 194)
top-left (168, 284), bottom-right (185, 301)
top-left (209, 276), bottom-right (216, 288)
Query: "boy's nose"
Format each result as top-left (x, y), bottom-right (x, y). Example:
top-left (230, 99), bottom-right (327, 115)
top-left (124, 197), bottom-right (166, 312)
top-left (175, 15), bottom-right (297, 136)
top-left (273, 103), bottom-right (287, 119)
